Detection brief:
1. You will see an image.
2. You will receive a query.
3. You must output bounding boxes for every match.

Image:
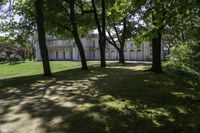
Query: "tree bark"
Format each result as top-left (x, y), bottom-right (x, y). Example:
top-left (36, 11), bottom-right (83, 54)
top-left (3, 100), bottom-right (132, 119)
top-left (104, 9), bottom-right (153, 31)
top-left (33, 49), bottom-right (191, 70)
top-left (108, 18), bottom-right (126, 64)
top-left (99, 35), bottom-right (106, 67)
top-left (35, 0), bottom-right (52, 77)
top-left (151, 31), bottom-right (164, 74)
top-left (73, 31), bottom-right (88, 70)
top-left (118, 48), bottom-right (125, 63)
top-left (69, 0), bottom-right (88, 70)
top-left (101, 0), bottom-right (106, 67)
top-left (91, 0), bottom-right (106, 67)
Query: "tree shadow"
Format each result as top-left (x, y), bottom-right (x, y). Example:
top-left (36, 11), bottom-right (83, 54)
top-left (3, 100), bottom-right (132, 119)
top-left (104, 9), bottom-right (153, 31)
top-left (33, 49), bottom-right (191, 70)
top-left (0, 61), bottom-right (24, 65)
top-left (0, 63), bottom-right (200, 133)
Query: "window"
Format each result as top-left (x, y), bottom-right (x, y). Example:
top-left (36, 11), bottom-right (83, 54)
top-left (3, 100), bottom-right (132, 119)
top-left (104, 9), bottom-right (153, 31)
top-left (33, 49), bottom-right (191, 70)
top-left (93, 40), bottom-right (95, 48)
top-left (63, 51), bottom-right (65, 59)
top-left (56, 51), bottom-right (58, 60)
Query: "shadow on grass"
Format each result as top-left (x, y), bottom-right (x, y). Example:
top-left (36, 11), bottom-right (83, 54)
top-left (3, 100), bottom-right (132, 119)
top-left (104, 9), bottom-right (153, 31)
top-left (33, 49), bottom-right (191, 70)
top-left (0, 63), bottom-right (200, 133)
top-left (0, 61), bottom-right (24, 65)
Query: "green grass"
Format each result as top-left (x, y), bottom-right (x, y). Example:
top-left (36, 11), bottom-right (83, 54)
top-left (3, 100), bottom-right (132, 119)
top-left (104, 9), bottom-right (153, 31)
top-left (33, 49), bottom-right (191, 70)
top-left (0, 61), bottom-right (97, 79)
top-left (0, 62), bottom-right (199, 133)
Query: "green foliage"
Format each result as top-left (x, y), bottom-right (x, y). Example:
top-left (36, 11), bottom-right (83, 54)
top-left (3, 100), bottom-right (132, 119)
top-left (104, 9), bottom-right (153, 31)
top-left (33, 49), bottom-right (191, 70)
top-left (44, 0), bottom-right (94, 39)
top-left (169, 43), bottom-right (192, 65)
top-left (165, 41), bottom-right (200, 82)
top-left (189, 42), bottom-right (200, 72)
top-left (168, 41), bottom-right (200, 71)
top-left (164, 61), bottom-right (200, 81)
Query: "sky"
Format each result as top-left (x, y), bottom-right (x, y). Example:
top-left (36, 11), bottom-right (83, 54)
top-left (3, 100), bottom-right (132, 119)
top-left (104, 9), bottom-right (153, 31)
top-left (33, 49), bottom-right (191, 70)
top-left (0, 0), bottom-right (20, 36)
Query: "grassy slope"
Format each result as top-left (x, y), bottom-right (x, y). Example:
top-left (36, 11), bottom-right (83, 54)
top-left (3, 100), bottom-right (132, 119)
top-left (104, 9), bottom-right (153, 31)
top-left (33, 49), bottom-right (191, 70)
top-left (0, 62), bottom-right (199, 133)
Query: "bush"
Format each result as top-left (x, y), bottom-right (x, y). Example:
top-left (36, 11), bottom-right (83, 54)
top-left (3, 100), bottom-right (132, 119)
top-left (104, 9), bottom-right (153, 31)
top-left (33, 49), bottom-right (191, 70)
top-left (167, 41), bottom-right (200, 76)
top-left (164, 61), bottom-right (200, 82)
top-left (10, 57), bottom-right (20, 62)
top-left (0, 57), bottom-right (6, 62)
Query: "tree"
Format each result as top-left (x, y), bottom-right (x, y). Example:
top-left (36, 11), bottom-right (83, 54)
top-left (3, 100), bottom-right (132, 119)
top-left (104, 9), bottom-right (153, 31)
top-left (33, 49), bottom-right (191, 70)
top-left (0, 43), bottom-right (14, 61)
top-left (44, 0), bottom-right (89, 70)
top-left (91, 0), bottom-right (106, 67)
top-left (106, 18), bottom-right (128, 63)
top-left (163, 0), bottom-right (200, 73)
top-left (106, 0), bottom-right (136, 63)
top-left (1, 0), bottom-right (52, 76)
top-left (15, 45), bottom-right (26, 62)
top-left (35, 0), bottom-right (52, 77)
top-left (134, 0), bottom-right (192, 73)
top-left (67, 0), bottom-right (88, 70)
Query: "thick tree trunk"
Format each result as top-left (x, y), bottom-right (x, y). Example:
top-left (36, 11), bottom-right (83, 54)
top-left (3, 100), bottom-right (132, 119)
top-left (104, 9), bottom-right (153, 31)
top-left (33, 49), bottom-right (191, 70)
top-left (91, 0), bottom-right (106, 68)
top-left (151, 31), bottom-right (164, 74)
top-left (118, 48), bottom-right (125, 63)
top-left (73, 31), bottom-right (88, 70)
top-left (99, 35), bottom-right (106, 67)
top-left (101, 0), bottom-right (106, 67)
top-left (69, 0), bottom-right (88, 70)
top-left (35, 0), bottom-right (52, 77)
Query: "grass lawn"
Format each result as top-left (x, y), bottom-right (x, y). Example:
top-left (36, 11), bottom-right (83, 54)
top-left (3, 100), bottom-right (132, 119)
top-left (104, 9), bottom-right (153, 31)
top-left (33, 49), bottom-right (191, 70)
top-left (0, 61), bottom-right (98, 79)
top-left (0, 62), bottom-right (200, 133)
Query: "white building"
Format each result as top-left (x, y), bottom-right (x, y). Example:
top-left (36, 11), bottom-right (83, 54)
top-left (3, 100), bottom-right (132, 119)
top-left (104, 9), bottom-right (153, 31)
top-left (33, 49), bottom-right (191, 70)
top-left (35, 33), bottom-right (164, 61)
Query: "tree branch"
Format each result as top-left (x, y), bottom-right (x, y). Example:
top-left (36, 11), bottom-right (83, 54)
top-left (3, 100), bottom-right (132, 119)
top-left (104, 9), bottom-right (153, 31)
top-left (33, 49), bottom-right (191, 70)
top-left (113, 26), bottom-right (122, 44)
top-left (91, 0), bottom-right (102, 34)
top-left (54, 22), bottom-right (72, 33)
top-left (106, 29), bottom-right (120, 50)
top-left (74, 1), bottom-right (93, 15)
top-left (121, 18), bottom-right (127, 48)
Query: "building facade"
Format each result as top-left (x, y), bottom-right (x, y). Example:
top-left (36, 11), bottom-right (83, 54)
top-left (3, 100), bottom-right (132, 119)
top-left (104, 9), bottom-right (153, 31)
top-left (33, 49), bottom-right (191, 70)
top-left (35, 33), bottom-right (164, 61)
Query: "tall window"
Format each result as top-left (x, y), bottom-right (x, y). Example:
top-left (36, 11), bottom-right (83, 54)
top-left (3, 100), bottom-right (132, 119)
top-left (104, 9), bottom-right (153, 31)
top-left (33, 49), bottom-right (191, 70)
top-left (63, 51), bottom-right (65, 60)
top-left (93, 40), bottom-right (95, 48)
top-left (56, 51), bottom-right (58, 60)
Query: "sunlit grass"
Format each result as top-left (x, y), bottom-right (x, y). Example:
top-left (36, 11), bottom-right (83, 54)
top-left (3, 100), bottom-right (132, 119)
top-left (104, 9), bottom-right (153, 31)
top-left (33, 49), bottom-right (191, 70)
top-left (0, 61), bottom-right (98, 79)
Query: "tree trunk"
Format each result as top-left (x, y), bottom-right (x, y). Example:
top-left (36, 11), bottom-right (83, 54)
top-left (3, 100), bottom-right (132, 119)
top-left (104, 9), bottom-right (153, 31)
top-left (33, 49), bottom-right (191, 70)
top-left (35, 0), bottom-right (52, 77)
top-left (73, 31), bottom-right (88, 70)
top-left (99, 35), bottom-right (106, 67)
top-left (69, 0), bottom-right (88, 70)
top-left (151, 31), bottom-right (164, 74)
top-left (29, 52), bottom-right (32, 61)
top-left (101, 0), bottom-right (106, 67)
top-left (91, 0), bottom-right (106, 68)
top-left (118, 48), bottom-right (125, 63)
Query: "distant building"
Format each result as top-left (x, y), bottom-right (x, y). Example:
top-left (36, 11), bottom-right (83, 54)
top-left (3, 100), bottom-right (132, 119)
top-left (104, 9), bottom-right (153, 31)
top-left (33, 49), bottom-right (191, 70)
top-left (35, 33), bottom-right (164, 61)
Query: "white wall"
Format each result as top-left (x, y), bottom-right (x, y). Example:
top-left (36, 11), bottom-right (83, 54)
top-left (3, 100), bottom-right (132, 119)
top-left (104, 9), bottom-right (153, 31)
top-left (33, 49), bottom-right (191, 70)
top-left (35, 34), bottom-right (165, 61)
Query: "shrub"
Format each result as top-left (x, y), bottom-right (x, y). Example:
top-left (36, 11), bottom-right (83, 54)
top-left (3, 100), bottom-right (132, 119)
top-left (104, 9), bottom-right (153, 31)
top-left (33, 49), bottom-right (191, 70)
top-left (164, 61), bottom-right (200, 82)
top-left (0, 57), bottom-right (6, 62)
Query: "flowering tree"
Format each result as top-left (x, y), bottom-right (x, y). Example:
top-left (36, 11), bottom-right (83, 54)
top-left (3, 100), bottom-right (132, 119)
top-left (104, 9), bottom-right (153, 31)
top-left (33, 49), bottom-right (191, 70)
top-left (15, 45), bottom-right (27, 62)
top-left (0, 43), bottom-right (14, 60)
top-left (0, 43), bottom-right (28, 63)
